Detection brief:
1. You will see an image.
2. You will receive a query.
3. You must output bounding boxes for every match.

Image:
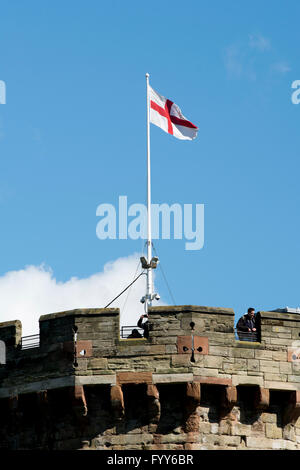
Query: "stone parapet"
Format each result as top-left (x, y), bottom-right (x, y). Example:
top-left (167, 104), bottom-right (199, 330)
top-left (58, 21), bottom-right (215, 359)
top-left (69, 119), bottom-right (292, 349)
top-left (0, 305), bottom-right (299, 450)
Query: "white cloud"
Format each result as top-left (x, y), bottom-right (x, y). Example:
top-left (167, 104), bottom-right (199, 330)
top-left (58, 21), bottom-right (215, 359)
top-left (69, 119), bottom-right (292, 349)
top-left (224, 33), bottom-right (273, 80)
top-left (271, 62), bottom-right (291, 74)
top-left (224, 44), bottom-right (256, 80)
top-left (248, 33), bottom-right (271, 51)
top-left (224, 45), bottom-right (243, 79)
top-left (0, 253), bottom-right (164, 337)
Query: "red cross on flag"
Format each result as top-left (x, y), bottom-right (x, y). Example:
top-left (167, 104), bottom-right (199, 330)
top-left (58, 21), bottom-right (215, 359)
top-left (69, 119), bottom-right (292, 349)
top-left (149, 86), bottom-right (198, 140)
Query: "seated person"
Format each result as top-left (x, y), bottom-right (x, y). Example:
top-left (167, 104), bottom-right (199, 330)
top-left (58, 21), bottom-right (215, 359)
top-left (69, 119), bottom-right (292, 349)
top-left (127, 328), bottom-right (143, 339)
top-left (236, 307), bottom-right (257, 341)
top-left (137, 314), bottom-right (149, 339)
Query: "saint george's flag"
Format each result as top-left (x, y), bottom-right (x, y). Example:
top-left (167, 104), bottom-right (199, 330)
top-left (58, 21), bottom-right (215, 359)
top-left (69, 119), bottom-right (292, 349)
top-left (149, 86), bottom-right (198, 140)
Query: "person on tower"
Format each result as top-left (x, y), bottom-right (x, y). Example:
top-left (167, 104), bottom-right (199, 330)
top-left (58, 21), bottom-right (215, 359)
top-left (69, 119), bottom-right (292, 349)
top-left (137, 314), bottom-right (149, 339)
top-left (236, 307), bottom-right (257, 341)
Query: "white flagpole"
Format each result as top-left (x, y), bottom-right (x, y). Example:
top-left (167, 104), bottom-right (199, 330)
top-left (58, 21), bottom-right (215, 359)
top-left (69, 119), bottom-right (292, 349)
top-left (145, 72), bottom-right (153, 313)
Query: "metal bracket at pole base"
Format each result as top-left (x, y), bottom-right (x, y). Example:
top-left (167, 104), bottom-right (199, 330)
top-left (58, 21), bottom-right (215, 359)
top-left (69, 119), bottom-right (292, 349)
top-left (140, 256), bottom-right (159, 270)
top-left (140, 292), bottom-right (160, 304)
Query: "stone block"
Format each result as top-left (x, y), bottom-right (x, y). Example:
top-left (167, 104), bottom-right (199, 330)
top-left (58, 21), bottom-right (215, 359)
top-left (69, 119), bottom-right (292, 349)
top-left (117, 345), bottom-right (166, 356)
top-left (219, 435), bottom-right (241, 447)
top-left (180, 317), bottom-right (205, 332)
top-left (292, 363), bottom-right (300, 373)
top-left (152, 373), bottom-right (193, 384)
top-left (203, 355), bottom-right (224, 368)
top-left (279, 362), bottom-right (292, 374)
top-left (210, 423), bottom-right (219, 434)
top-left (254, 350), bottom-right (272, 359)
top-left (232, 375), bottom-right (264, 387)
top-left (88, 358), bottom-right (108, 369)
top-left (246, 437), bottom-right (273, 449)
top-left (283, 424), bottom-right (296, 441)
top-left (251, 419), bottom-right (265, 435)
top-left (260, 360), bottom-right (280, 373)
top-left (75, 374), bottom-right (116, 385)
top-left (201, 434), bottom-right (221, 445)
top-left (261, 413), bottom-right (277, 423)
top-left (292, 329), bottom-right (300, 340)
top-left (123, 433), bottom-right (154, 446)
top-left (247, 359), bottom-right (260, 372)
top-left (254, 387), bottom-right (270, 410)
top-left (204, 332), bottom-right (235, 345)
top-left (223, 359), bottom-right (247, 373)
top-left (171, 354), bottom-right (203, 367)
top-left (165, 345), bottom-right (177, 354)
top-left (265, 423), bottom-right (283, 439)
top-left (232, 348), bottom-right (255, 359)
top-left (209, 345), bottom-right (232, 357)
top-left (272, 351), bottom-right (287, 361)
top-left (272, 439), bottom-right (298, 450)
top-left (186, 382), bottom-right (201, 403)
top-left (219, 420), bottom-right (231, 435)
top-left (288, 375), bottom-right (300, 383)
top-left (184, 443), bottom-right (207, 450)
top-left (198, 422), bottom-right (211, 434)
top-left (272, 326), bottom-right (289, 333)
top-left (264, 373), bottom-right (287, 382)
top-left (151, 336), bottom-right (177, 345)
top-left (158, 434), bottom-right (186, 444)
top-left (264, 381), bottom-right (300, 391)
top-left (222, 386), bottom-right (237, 407)
top-left (193, 376), bottom-right (232, 386)
top-left (270, 338), bottom-right (293, 346)
top-left (146, 384), bottom-right (159, 399)
top-left (193, 368), bottom-right (231, 379)
top-left (230, 423), bottom-right (252, 436)
top-left (117, 372), bottom-right (152, 384)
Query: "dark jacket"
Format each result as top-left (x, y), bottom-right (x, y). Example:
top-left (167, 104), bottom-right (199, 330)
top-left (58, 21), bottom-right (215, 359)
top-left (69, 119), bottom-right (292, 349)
top-left (237, 314), bottom-right (257, 332)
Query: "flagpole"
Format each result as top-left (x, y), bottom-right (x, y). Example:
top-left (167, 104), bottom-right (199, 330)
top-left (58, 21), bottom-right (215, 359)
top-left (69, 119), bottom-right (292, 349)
top-left (145, 72), bottom-right (153, 313)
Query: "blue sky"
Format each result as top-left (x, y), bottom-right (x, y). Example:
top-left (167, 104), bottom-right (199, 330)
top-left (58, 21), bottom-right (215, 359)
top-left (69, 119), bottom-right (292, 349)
top-left (0, 1), bottom-right (300, 334)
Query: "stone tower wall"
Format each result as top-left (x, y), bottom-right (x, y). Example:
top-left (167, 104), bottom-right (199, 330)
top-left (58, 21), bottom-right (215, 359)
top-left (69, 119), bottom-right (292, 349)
top-left (0, 305), bottom-right (299, 450)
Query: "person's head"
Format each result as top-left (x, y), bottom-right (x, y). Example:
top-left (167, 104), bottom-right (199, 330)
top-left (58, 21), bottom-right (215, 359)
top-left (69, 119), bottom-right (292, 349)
top-left (247, 307), bottom-right (255, 318)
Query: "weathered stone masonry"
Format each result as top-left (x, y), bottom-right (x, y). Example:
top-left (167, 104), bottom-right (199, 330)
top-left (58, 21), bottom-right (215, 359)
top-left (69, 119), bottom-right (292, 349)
top-left (0, 305), bottom-right (300, 450)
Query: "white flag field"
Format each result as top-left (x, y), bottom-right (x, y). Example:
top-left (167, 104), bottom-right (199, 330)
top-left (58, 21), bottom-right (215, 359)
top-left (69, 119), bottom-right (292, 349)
top-left (149, 86), bottom-right (198, 140)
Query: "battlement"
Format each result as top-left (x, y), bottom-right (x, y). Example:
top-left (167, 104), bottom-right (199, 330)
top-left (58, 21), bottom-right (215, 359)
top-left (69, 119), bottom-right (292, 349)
top-left (0, 305), bottom-right (300, 450)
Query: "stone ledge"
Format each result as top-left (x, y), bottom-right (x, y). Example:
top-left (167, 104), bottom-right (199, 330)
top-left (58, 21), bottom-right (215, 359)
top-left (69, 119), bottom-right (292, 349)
top-left (232, 375), bottom-right (264, 387)
top-left (149, 305), bottom-right (235, 316)
top-left (259, 311), bottom-right (300, 322)
top-left (39, 308), bottom-right (120, 322)
top-left (152, 373), bottom-right (193, 384)
top-left (75, 375), bottom-right (116, 386)
top-left (234, 341), bottom-right (261, 348)
top-left (0, 375), bottom-right (75, 399)
top-left (193, 376), bottom-right (232, 386)
top-left (264, 381), bottom-right (300, 391)
top-left (117, 372), bottom-right (152, 384)
top-left (0, 320), bottom-right (22, 329)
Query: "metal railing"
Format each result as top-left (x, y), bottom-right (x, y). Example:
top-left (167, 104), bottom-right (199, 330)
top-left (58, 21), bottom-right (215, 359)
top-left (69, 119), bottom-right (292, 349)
top-left (120, 326), bottom-right (144, 339)
top-left (20, 334), bottom-right (40, 350)
top-left (18, 329), bottom-right (259, 346)
top-left (234, 328), bottom-right (259, 342)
